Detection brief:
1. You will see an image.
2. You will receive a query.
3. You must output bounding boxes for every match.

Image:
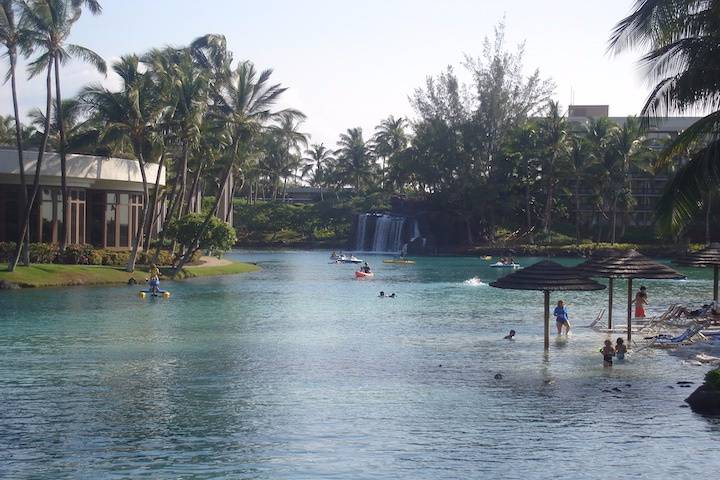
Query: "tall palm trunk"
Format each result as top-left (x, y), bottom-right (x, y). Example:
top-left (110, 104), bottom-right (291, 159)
top-left (173, 152), bottom-right (235, 275)
top-left (177, 142), bottom-right (190, 217)
top-left (611, 194), bottom-right (618, 245)
top-left (54, 54), bottom-right (69, 250)
top-left (543, 177), bottom-right (554, 235)
top-left (574, 177), bottom-right (581, 245)
top-left (706, 192), bottom-right (713, 245)
top-left (9, 49), bottom-right (29, 266)
top-left (9, 61), bottom-right (53, 271)
top-left (143, 152), bottom-right (166, 252)
top-left (186, 161), bottom-right (204, 214)
top-left (126, 142), bottom-right (149, 272)
top-left (151, 172), bottom-right (182, 263)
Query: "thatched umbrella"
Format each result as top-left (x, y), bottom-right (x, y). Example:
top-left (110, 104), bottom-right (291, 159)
top-left (675, 243), bottom-right (720, 302)
top-left (575, 249), bottom-right (685, 342)
top-left (490, 260), bottom-right (605, 350)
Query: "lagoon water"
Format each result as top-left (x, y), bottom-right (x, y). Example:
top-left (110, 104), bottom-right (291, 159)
top-left (1, 251), bottom-right (720, 479)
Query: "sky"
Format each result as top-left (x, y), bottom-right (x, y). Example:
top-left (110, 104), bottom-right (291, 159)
top-left (0, 0), bottom-right (653, 148)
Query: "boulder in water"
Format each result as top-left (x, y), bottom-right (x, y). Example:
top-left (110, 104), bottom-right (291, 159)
top-left (685, 385), bottom-right (720, 415)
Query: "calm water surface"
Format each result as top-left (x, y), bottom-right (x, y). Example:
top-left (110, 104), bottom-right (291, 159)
top-left (1, 251), bottom-right (720, 479)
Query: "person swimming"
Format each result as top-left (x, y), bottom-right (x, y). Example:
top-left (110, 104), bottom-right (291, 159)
top-left (389, 293), bottom-right (396, 298)
top-left (379, 291), bottom-right (385, 298)
top-left (504, 329), bottom-right (516, 340)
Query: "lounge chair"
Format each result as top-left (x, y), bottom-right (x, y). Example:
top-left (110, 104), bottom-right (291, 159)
top-left (642, 321), bottom-right (709, 349)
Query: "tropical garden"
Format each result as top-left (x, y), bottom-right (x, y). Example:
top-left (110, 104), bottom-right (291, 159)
top-left (1, 0), bottom-right (719, 270)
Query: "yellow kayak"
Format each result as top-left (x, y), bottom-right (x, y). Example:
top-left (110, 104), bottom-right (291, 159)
top-left (383, 259), bottom-right (416, 265)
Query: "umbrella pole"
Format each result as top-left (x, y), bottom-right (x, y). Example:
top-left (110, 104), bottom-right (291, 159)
top-left (627, 278), bottom-right (633, 343)
top-left (544, 290), bottom-right (550, 351)
top-left (608, 278), bottom-right (613, 329)
top-left (714, 265), bottom-right (718, 302)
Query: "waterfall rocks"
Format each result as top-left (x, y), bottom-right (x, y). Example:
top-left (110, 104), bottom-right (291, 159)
top-left (351, 213), bottom-right (428, 254)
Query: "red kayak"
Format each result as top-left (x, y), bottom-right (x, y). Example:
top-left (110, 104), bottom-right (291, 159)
top-left (355, 271), bottom-right (374, 278)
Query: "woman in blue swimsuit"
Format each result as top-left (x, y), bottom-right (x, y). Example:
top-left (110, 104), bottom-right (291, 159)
top-left (554, 300), bottom-right (570, 335)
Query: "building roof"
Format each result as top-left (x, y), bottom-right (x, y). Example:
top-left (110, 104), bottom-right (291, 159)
top-left (0, 149), bottom-right (165, 191)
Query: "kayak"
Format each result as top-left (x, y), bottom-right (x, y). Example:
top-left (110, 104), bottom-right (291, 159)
top-left (481, 255), bottom-right (493, 261)
top-left (383, 259), bottom-right (416, 265)
top-left (355, 271), bottom-right (374, 278)
top-left (490, 262), bottom-right (520, 268)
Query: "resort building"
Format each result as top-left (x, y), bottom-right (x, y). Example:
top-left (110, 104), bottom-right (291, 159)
top-left (0, 149), bottom-right (165, 248)
top-left (566, 105), bottom-right (702, 228)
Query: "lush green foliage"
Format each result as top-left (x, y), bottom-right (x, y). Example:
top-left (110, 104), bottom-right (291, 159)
top-left (705, 368), bottom-right (720, 391)
top-left (166, 213), bottom-right (237, 255)
top-left (0, 241), bottom-right (182, 266)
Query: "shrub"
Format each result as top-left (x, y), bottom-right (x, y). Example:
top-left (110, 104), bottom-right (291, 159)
top-left (59, 244), bottom-right (96, 265)
top-left (29, 243), bottom-right (59, 263)
top-left (167, 213), bottom-right (237, 256)
top-left (705, 368), bottom-right (720, 391)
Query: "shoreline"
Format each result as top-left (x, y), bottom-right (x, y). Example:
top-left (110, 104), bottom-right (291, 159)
top-left (0, 258), bottom-right (260, 289)
top-left (234, 242), bottom-right (692, 258)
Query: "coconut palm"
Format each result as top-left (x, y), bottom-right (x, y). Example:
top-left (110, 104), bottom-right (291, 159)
top-left (271, 112), bottom-right (308, 199)
top-left (80, 54), bottom-right (164, 271)
top-left (1, 0), bottom-right (31, 265)
top-left (567, 132), bottom-right (596, 244)
top-left (335, 127), bottom-right (374, 192)
top-left (372, 115), bottom-right (408, 189)
top-left (609, 0), bottom-right (720, 234)
top-left (21, 0), bottom-right (106, 251)
top-left (8, 2), bottom-right (54, 271)
top-left (172, 60), bottom-right (303, 273)
top-left (302, 143), bottom-right (333, 200)
top-left (536, 101), bottom-right (569, 236)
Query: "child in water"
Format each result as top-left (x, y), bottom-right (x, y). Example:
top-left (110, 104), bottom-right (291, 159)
top-left (615, 338), bottom-right (627, 361)
top-left (601, 340), bottom-right (615, 367)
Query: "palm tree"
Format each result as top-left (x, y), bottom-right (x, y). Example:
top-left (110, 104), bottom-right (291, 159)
top-left (1, 0), bottom-right (30, 265)
top-left (609, 0), bottom-right (720, 235)
top-left (567, 132), bottom-right (595, 244)
top-left (22, 0), bottom-right (106, 251)
top-left (8, 1), bottom-right (55, 270)
top-left (302, 143), bottom-right (333, 200)
top-left (605, 117), bottom-right (651, 243)
top-left (372, 116), bottom-right (408, 189)
top-left (172, 60), bottom-right (302, 274)
top-left (271, 112), bottom-right (308, 199)
top-left (335, 127), bottom-right (373, 192)
top-left (537, 101), bottom-right (569, 236)
top-left (80, 55), bottom-right (163, 271)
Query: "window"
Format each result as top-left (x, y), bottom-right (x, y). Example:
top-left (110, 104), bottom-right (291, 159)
top-left (103, 191), bottom-right (143, 249)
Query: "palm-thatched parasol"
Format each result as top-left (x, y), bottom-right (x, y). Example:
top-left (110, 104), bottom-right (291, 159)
top-left (490, 260), bottom-right (605, 350)
top-left (575, 249), bottom-right (685, 341)
top-left (675, 243), bottom-right (720, 302)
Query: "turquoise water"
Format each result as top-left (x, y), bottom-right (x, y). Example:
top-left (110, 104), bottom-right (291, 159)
top-left (1, 251), bottom-right (720, 479)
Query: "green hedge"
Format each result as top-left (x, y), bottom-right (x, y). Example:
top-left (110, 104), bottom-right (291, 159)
top-left (0, 242), bottom-right (183, 267)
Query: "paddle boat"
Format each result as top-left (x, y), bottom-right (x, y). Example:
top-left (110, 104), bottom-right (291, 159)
top-left (338, 255), bottom-right (363, 264)
top-left (490, 261), bottom-right (520, 269)
top-left (383, 258), bottom-right (416, 265)
top-left (139, 277), bottom-right (171, 299)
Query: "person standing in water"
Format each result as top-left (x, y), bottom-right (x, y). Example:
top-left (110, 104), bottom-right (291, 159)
top-left (601, 340), bottom-right (615, 367)
top-left (632, 286), bottom-right (648, 318)
top-left (553, 300), bottom-right (571, 335)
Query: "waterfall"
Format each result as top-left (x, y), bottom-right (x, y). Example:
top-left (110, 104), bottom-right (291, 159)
top-left (353, 213), bottom-right (423, 253)
top-left (355, 214), bottom-right (368, 251)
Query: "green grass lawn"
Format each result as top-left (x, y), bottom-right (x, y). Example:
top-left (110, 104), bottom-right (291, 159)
top-left (0, 261), bottom-right (260, 288)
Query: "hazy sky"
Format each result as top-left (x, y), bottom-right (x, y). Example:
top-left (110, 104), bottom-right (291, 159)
top-left (0, 0), bottom-right (651, 148)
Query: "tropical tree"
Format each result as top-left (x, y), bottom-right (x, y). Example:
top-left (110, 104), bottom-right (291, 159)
top-left (567, 132), bottom-right (595, 244)
top-left (536, 101), bottom-right (569, 236)
top-left (21, 0), bottom-right (106, 251)
top-left (372, 115), bottom-right (408, 189)
top-left (302, 143), bottom-right (333, 199)
top-left (609, 0), bottom-right (720, 236)
top-left (172, 60), bottom-right (302, 273)
top-left (335, 127), bottom-right (374, 192)
top-left (80, 54), bottom-right (163, 271)
top-left (1, 0), bottom-right (30, 265)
